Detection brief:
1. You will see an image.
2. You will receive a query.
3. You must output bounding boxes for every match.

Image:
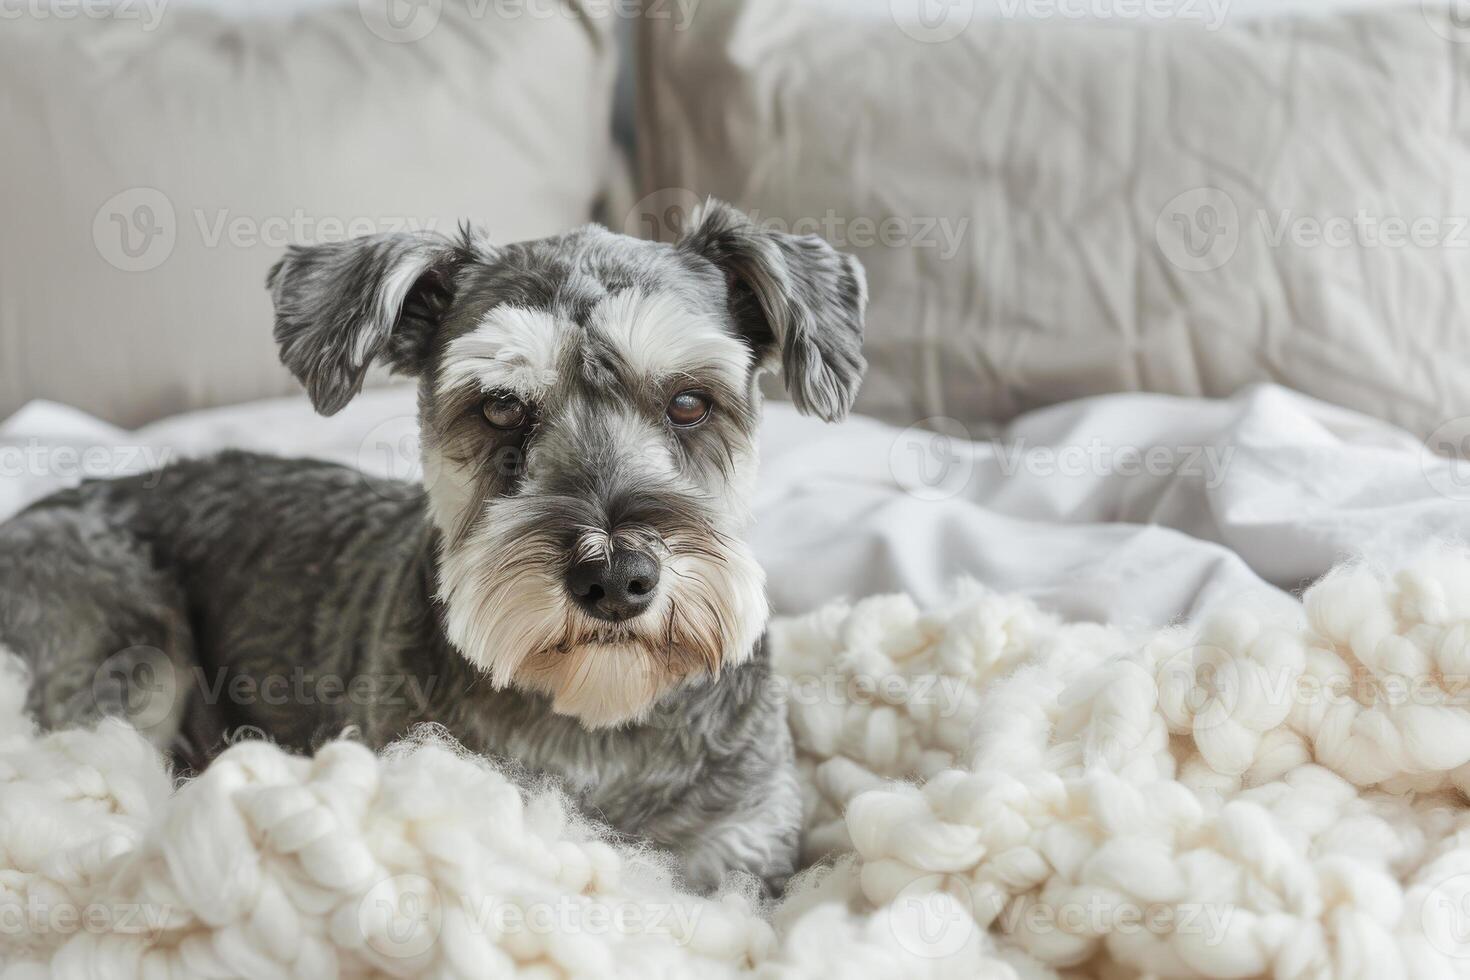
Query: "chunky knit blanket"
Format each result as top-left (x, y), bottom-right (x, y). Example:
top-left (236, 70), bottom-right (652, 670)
top-left (6, 553), bottom-right (1470, 978)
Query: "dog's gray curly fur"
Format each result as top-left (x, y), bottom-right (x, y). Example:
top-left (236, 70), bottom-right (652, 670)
top-left (0, 201), bottom-right (866, 892)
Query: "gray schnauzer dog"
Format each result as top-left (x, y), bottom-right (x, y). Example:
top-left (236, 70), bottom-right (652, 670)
top-left (0, 201), bottom-right (866, 891)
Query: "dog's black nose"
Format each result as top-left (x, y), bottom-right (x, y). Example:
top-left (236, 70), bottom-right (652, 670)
top-left (566, 549), bottom-right (660, 621)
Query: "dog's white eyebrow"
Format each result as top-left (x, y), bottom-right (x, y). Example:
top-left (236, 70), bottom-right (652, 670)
top-left (588, 289), bottom-right (750, 384)
top-left (438, 306), bottom-right (569, 400)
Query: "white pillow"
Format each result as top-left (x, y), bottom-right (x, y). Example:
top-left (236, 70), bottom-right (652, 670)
top-left (0, 0), bottom-right (616, 426)
top-left (637, 3), bottom-right (1470, 440)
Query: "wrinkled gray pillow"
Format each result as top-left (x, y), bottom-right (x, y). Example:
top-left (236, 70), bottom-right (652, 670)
top-left (0, 0), bottom-right (615, 426)
top-left (637, 2), bottom-right (1470, 441)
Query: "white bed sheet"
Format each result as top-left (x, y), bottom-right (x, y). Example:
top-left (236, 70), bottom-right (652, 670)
top-left (3, 383), bottom-right (1466, 629)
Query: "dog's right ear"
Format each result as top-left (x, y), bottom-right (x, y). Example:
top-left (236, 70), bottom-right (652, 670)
top-left (267, 231), bottom-right (467, 416)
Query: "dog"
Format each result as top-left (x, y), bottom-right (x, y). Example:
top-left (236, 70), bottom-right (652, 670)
top-left (0, 200), bottom-right (867, 892)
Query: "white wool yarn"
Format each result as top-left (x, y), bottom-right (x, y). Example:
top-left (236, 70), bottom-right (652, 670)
top-left (10, 554), bottom-right (1470, 977)
top-left (777, 553), bottom-right (1470, 977)
top-left (0, 677), bottom-right (1012, 978)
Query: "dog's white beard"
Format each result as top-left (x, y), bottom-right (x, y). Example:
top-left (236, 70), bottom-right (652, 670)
top-left (438, 515), bottom-right (768, 728)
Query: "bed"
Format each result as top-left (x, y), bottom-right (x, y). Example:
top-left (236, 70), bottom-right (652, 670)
top-left (5, 0), bottom-right (1470, 973)
top-left (6, 386), bottom-right (1470, 976)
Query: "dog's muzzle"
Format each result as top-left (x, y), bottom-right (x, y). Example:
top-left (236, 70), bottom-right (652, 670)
top-left (566, 548), bottom-right (660, 622)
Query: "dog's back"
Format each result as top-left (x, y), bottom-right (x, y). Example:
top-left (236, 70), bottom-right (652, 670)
top-left (2, 452), bottom-right (430, 759)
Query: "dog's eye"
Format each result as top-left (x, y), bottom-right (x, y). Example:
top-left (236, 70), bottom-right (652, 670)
top-left (482, 394), bottom-right (529, 430)
top-left (666, 391), bottom-right (712, 427)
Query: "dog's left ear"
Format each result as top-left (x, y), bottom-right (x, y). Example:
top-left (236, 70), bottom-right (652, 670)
top-left (267, 231), bottom-right (467, 416)
top-left (678, 200), bottom-right (867, 422)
